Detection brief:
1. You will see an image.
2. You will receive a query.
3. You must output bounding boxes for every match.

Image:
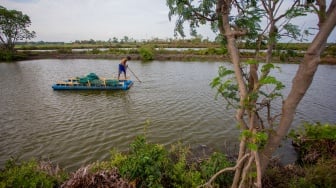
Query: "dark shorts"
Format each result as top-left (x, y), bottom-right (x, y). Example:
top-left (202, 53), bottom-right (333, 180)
top-left (119, 64), bottom-right (126, 73)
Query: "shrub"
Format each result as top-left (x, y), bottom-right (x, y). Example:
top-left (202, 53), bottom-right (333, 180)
top-left (138, 45), bottom-right (155, 61)
top-left (289, 122), bottom-right (336, 164)
top-left (324, 44), bottom-right (336, 56)
top-left (289, 158), bottom-right (336, 188)
top-left (0, 158), bottom-right (66, 187)
top-left (168, 143), bottom-right (204, 187)
top-left (200, 152), bottom-right (234, 187)
top-left (111, 136), bottom-right (169, 187)
top-left (279, 51), bottom-right (289, 62)
top-left (263, 158), bottom-right (336, 188)
top-left (0, 50), bottom-right (14, 61)
top-left (57, 48), bottom-right (72, 54)
top-left (110, 136), bottom-right (206, 187)
top-left (263, 160), bottom-right (305, 188)
top-left (91, 48), bottom-right (100, 54)
top-left (0, 50), bottom-right (27, 61)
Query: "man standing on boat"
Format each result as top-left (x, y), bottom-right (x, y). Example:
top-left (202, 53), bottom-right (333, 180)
top-left (118, 56), bottom-right (131, 80)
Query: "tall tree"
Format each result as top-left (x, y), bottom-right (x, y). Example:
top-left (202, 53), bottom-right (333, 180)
top-left (0, 6), bottom-right (35, 52)
top-left (260, 0), bottom-right (336, 172)
top-left (166, 0), bottom-right (336, 187)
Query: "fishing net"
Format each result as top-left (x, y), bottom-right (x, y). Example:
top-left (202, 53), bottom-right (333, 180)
top-left (105, 79), bottom-right (119, 86)
top-left (76, 73), bottom-right (120, 87)
top-left (90, 79), bottom-right (103, 86)
top-left (86, 73), bottom-right (99, 81)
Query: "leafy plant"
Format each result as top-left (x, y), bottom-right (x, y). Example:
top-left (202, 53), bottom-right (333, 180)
top-left (200, 152), bottom-right (233, 187)
top-left (241, 130), bottom-right (268, 151)
top-left (57, 48), bottom-right (72, 54)
top-left (90, 48), bottom-right (101, 54)
top-left (0, 158), bottom-right (66, 188)
top-left (289, 158), bottom-right (336, 188)
top-left (110, 136), bottom-right (207, 187)
top-left (289, 122), bottom-right (336, 164)
top-left (168, 142), bottom-right (204, 188)
top-left (139, 45), bottom-right (155, 61)
top-left (210, 66), bottom-right (239, 109)
top-left (111, 136), bottom-right (169, 187)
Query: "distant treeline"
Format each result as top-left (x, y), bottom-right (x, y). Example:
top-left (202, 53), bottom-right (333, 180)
top-left (16, 38), bottom-right (336, 51)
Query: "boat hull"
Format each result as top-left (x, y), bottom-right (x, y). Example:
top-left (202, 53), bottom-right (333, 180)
top-left (52, 80), bottom-right (133, 90)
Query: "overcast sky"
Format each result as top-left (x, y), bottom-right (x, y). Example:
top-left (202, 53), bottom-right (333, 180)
top-left (2, 0), bottom-right (335, 42)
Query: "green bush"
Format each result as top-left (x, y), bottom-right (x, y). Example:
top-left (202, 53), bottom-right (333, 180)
top-left (289, 122), bottom-right (336, 164)
top-left (0, 51), bottom-right (14, 61)
top-left (56, 48), bottom-right (72, 54)
top-left (279, 51), bottom-right (289, 62)
top-left (289, 158), bottom-right (336, 188)
top-left (110, 136), bottom-right (206, 187)
top-left (0, 158), bottom-right (66, 188)
top-left (324, 44), bottom-right (336, 56)
top-left (200, 152), bottom-right (233, 187)
top-left (264, 123), bottom-right (336, 187)
top-left (263, 161), bottom-right (305, 188)
top-left (111, 136), bottom-right (169, 187)
top-left (168, 143), bottom-right (204, 188)
top-left (138, 45), bottom-right (155, 61)
top-left (264, 158), bottom-right (336, 188)
top-left (0, 50), bottom-right (27, 61)
top-left (90, 48), bottom-right (101, 54)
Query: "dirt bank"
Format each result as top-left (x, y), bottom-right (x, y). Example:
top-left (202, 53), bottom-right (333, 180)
top-left (24, 52), bottom-right (336, 64)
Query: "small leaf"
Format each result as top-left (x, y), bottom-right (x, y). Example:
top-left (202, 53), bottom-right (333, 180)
top-left (246, 59), bottom-right (258, 65)
top-left (261, 63), bottom-right (275, 73)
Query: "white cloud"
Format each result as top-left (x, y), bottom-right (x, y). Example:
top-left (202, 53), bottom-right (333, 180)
top-left (2, 0), bottom-right (186, 41)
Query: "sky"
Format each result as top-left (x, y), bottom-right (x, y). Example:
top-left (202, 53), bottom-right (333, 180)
top-left (1, 0), bottom-right (336, 43)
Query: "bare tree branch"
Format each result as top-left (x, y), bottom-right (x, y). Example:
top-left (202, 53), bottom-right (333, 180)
top-left (254, 151), bottom-right (262, 188)
top-left (185, 0), bottom-right (216, 22)
top-left (199, 153), bottom-right (250, 188)
top-left (238, 154), bottom-right (254, 188)
top-left (274, 0), bottom-right (300, 23)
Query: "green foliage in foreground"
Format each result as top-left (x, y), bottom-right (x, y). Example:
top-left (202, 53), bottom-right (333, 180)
top-left (1, 123), bottom-right (334, 187)
top-left (108, 136), bottom-right (234, 187)
top-left (0, 158), bottom-right (67, 188)
top-left (290, 158), bottom-right (336, 188)
top-left (289, 122), bottom-right (336, 164)
top-left (264, 122), bottom-right (336, 188)
top-left (264, 158), bottom-right (336, 188)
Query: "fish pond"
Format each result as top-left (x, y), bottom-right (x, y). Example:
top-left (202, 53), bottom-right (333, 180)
top-left (0, 59), bottom-right (335, 171)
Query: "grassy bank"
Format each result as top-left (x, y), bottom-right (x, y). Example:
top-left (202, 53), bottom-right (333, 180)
top-left (1, 41), bottom-right (333, 64)
top-left (10, 46), bottom-right (336, 64)
top-left (1, 122), bottom-right (335, 187)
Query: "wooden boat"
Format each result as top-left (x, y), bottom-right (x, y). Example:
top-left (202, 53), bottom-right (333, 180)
top-left (52, 73), bottom-right (133, 90)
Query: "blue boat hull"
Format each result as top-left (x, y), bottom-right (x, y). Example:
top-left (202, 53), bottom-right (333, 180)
top-left (52, 80), bottom-right (133, 90)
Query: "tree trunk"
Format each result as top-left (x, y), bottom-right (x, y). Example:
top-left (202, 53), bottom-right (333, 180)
top-left (217, 1), bottom-right (252, 187)
top-left (265, 23), bottom-right (276, 64)
top-left (259, 3), bottom-right (336, 173)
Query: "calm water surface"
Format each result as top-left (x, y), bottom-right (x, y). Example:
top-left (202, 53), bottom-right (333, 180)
top-left (0, 59), bottom-right (335, 171)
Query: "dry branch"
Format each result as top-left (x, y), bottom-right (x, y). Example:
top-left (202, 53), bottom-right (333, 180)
top-left (200, 153), bottom-right (250, 188)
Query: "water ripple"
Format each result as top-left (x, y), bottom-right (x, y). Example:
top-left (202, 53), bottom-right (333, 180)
top-left (0, 60), bottom-right (335, 171)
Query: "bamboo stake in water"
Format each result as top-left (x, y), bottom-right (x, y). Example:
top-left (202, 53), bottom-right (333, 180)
top-left (128, 66), bottom-right (142, 83)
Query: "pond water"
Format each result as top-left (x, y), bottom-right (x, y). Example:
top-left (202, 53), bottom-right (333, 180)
top-left (0, 59), bottom-right (335, 171)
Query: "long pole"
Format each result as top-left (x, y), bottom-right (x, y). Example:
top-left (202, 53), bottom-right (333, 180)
top-left (128, 66), bottom-right (142, 83)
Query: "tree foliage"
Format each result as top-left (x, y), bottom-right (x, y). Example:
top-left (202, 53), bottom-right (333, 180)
top-left (0, 6), bottom-right (35, 51)
top-left (167, 0), bottom-right (336, 187)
